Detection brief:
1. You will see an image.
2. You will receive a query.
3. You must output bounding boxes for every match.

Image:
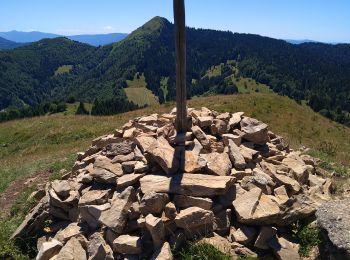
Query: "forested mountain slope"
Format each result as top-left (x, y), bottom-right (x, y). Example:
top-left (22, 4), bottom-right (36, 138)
top-left (0, 37), bottom-right (25, 50)
top-left (1, 16), bottom-right (350, 124)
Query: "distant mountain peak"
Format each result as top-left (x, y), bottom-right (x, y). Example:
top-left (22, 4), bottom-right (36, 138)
top-left (122, 16), bottom-right (172, 44)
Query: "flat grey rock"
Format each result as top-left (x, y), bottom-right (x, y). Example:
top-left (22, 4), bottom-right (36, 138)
top-left (316, 199), bottom-right (350, 256)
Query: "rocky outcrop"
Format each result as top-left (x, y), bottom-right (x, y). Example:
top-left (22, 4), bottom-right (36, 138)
top-left (316, 199), bottom-right (350, 259)
top-left (12, 107), bottom-right (333, 259)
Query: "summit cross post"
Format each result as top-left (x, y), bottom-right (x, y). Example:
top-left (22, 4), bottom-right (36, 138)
top-left (174, 0), bottom-right (187, 134)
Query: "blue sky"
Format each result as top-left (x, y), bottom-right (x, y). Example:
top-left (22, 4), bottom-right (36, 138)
top-left (1, 0), bottom-right (349, 42)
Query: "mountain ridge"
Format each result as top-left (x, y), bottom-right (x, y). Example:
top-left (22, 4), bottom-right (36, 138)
top-left (0, 36), bottom-right (27, 50)
top-left (0, 30), bottom-right (128, 47)
top-left (1, 16), bottom-right (350, 125)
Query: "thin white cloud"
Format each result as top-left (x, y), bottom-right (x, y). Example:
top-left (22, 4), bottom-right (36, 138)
top-left (103, 25), bottom-right (113, 31)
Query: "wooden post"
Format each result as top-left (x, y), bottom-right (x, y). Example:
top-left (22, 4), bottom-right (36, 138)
top-left (174, 0), bottom-right (187, 133)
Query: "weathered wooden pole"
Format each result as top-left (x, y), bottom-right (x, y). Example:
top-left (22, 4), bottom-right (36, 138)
top-left (174, 0), bottom-right (187, 133)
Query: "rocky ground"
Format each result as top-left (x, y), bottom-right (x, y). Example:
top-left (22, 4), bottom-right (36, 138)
top-left (12, 107), bottom-right (338, 259)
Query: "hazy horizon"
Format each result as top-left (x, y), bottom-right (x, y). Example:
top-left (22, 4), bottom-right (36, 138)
top-left (1, 0), bottom-right (349, 43)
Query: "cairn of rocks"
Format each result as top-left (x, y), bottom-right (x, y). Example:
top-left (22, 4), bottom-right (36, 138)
top-left (12, 107), bottom-right (333, 259)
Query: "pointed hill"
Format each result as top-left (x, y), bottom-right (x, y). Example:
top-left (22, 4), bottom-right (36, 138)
top-left (1, 17), bottom-right (350, 125)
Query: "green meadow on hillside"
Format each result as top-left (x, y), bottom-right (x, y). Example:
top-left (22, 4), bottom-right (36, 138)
top-left (124, 73), bottom-right (159, 107)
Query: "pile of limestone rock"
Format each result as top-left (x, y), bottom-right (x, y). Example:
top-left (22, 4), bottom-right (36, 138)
top-left (12, 107), bottom-right (333, 259)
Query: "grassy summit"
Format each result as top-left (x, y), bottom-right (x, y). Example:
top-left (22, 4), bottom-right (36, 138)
top-left (0, 92), bottom-right (349, 258)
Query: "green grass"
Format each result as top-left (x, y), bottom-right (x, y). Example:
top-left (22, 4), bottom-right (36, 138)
top-left (203, 60), bottom-right (272, 94)
top-left (125, 73), bottom-right (159, 106)
top-left (126, 72), bottom-right (147, 88)
top-left (180, 243), bottom-right (232, 260)
top-left (292, 221), bottom-right (322, 257)
top-left (0, 156), bottom-right (76, 259)
top-left (204, 63), bottom-right (224, 78)
top-left (233, 77), bottom-right (272, 94)
top-left (65, 102), bottom-right (93, 115)
top-left (54, 65), bottom-right (73, 76)
top-left (160, 76), bottom-right (169, 102)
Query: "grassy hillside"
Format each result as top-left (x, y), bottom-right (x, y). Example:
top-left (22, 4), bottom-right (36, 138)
top-left (204, 61), bottom-right (272, 94)
top-left (125, 73), bottom-right (159, 106)
top-left (0, 92), bottom-right (349, 258)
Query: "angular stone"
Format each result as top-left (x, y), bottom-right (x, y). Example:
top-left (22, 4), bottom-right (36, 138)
top-left (134, 161), bottom-right (149, 173)
top-left (222, 133), bottom-right (242, 147)
top-left (54, 223), bottom-right (85, 243)
top-left (140, 174), bottom-right (234, 197)
top-left (218, 185), bottom-right (236, 207)
top-left (277, 194), bottom-right (317, 226)
top-left (164, 202), bottom-right (177, 219)
top-left (52, 180), bottom-right (71, 199)
top-left (87, 232), bottom-right (114, 260)
top-left (201, 152), bottom-right (232, 176)
top-left (123, 127), bottom-right (136, 138)
top-left (240, 117), bottom-right (269, 145)
top-left (254, 226), bottom-right (277, 249)
top-left (230, 168), bottom-right (252, 180)
top-left (105, 140), bottom-right (135, 156)
top-left (269, 235), bottom-right (300, 260)
top-left (210, 119), bottom-right (228, 135)
top-left (316, 199), bottom-right (350, 257)
top-left (199, 233), bottom-right (236, 257)
top-left (232, 242), bottom-right (257, 258)
top-left (79, 203), bottom-right (110, 229)
top-left (94, 156), bottom-right (123, 176)
top-left (191, 125), bottom-right (210, 149)
top-left (99, 187), bottom-right (135, 233)
top-left (272, 173), bottom-right (301, 194)
top-left (252, 168), bottom-right (276, 192)
top-left (113, 235), bottom-right (142, 254)
top-left (230, 225), bottom-right (257, 245)
top-left (175, 207), bottom-right (214, 229)
top-left (134, 135), bottom-right (157, 153)
top-left (229, 112), bottom-right (244, 129)
top-left (56, 237), bottom-right (87, 260)
top-left (309, 174), bottom-right (326, 187)
top-left (240, 145), bottom-right (259, 162)
top-left (90, 168), bottom-right (117, 184)
top-left (227, 140), bottom-right (246, 170)
top-left (117, 173), bottom-right (145, 189)
top-left (122, 161), bottom-right (137, 173)
top-left (145, 214), bottom-right (165, 248)
top-left (216, 112), bottom-right (231, 121)
top-left (197, 116), bottom-right (213, 128)
top-left (174, 195), bottom-right (211, 211)
top-left (274, 185), bottom-right (289, 204)
top-left (150, 241), bottom-right (173, 260)
top-left (127, 202), bottom-right (140, 221)
top-left (48, 189), bottom-right (78, 212)
top-left (233, 188), bottom-right (280, 224)
top-left (282, 156), bottom-right (309, 184)
top-left (92, 134), bottom-right (120, 149)
top-left (111, 152), bottom-right (135, 163)
top-left (147, 137), bottom-right (179, 174)
top-left (184, 151), bottom-right (207, 173)
top-left (79, 189), bottom-right (111, 206)
top-left (36, 239), bottom-right (63, 260)
top-left (139, 114), bottom-right (158, 124)
top-left (140, 192), bottom-right (169, 215)
top-left (11, 196), bottom-right (50, 239)
top-left (214, 209), bottom-right (231, 235)
top-left (187, 138), bottom-right (203, 155)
